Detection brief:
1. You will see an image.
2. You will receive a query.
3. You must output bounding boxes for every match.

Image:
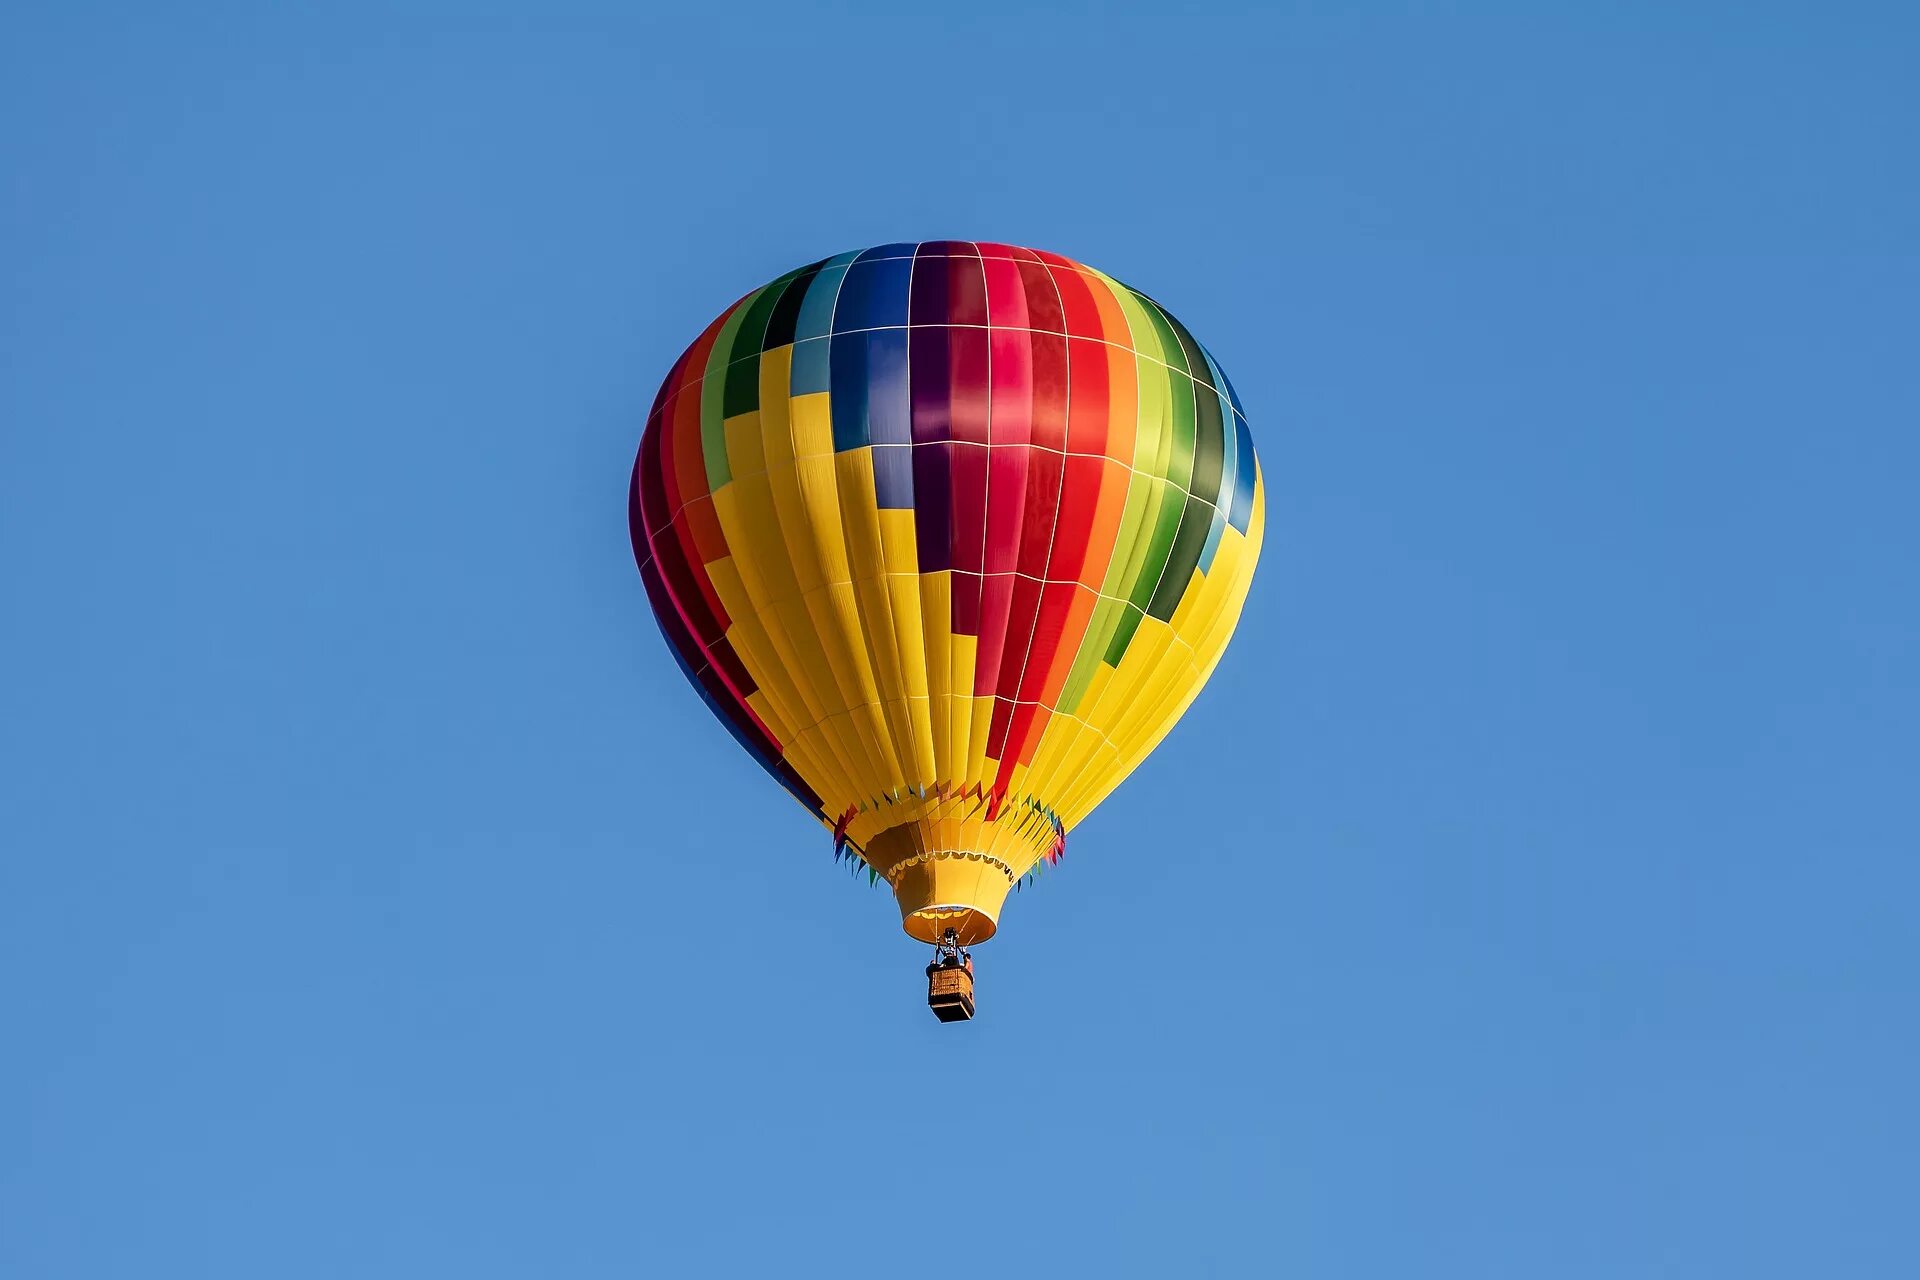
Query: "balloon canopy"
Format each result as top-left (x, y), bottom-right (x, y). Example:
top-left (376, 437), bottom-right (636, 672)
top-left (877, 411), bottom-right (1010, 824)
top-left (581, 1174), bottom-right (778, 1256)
top-left (631, 242), bottom-right (1263, 944)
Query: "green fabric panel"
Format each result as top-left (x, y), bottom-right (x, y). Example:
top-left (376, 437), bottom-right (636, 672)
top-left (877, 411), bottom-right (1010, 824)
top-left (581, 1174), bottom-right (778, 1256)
top-left (1118, 361), bottom-right (1188, 620)
top-left (1188, 378), bottom-right (1226, 508)
top-left (1157, 301), bottom-right (1214, 390)
top-left (1132, 290), bottom-right (1191, 376)
top-left (700, 290), bottom-right (762, 491)
top-left (1102, 600), bottom-right (1147, 667)
top-left (721, 277), bottom-right (791, 420)
top-left (1146, 497), bottom-right (1214, 621)
top-left (1099, 439), bottom-right (1159, 600)
top-left (1165, 362), bottom-right (1196, 488)
top-left (1135, 296), bottom-right (1196, 486)
top-left (1058, 596), bottom-right (1125, 714)
top-left (1154, 302), bottom-right (1224, 507)
top-left (1128, 475), bottom-right (1188, 616)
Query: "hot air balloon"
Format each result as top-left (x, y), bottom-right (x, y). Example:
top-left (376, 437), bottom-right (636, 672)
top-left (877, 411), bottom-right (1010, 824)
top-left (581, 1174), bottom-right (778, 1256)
top-left (629, 241), bottom-right (1263, 1019)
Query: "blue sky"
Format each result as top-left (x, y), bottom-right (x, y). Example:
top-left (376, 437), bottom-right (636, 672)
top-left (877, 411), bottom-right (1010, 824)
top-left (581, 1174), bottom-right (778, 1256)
top-left (3, 4), bottom-right (1914, 1276)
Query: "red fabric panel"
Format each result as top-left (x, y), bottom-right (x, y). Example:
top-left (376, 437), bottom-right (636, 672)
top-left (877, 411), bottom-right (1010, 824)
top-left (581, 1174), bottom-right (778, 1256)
top-left (983, 441), bottom-right (1030, 575)
top-left (982, 255), bottom-right (1030, 329)
top-left (1029, 329), bottom-right (1068, 452)
top-left (1049, 452), bottom-right (1107, 585)
top-left (1049, 262), bottom-right (1104, 342)
top-left (944, 251), bottom-right (988, 327)
top-left (991, 571), bottom-right (1046, 720)
top-left (948, 442), bottom-right (988, 578)
top-left (1033, 583), bottom-right (1102, 715)
top-left (972, 571), bottom-right (1016, 698)
top-left (950, 569), bottom-right (983, 641)
top-left (948, 328), bottom-right (990, 447)
top-left (1064, 334), bottom-right (1112, 456)
top-left (1018, 446), bottom-right (1066, 579)
top-left (1019, 259), bottom-right (1065, 334)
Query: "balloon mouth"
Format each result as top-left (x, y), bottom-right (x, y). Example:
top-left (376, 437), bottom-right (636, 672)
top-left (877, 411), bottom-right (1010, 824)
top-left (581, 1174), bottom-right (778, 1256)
top-left (903, 904), bottom-right (998, 947)
top-left (882, 850), bottom-right (1016, 946)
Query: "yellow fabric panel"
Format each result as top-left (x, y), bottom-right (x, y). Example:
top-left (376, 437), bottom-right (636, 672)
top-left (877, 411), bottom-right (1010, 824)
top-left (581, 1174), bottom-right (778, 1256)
top-left (711, 478), bottom-right (782, 613)
top-left (790, 391), bottom-right (834, 459)
top-left (797, 736), bottom-right (861, 816)
top-left (723, 411), bottom-right (765, 485)
top-left (721, 466), bottom-right (864, 802)
top-left (866, 507), bottom-right (928, 783)
top-left (795, 455), bottom-right (852, 585)
top-left (707, 481), bottom-right (863, 802)
top-left (1029, 714), bottom-right (1112, 820)
top-left (890, 587), bottom-right (937, 782)
top-left (1180, 541), bottom-right (1249, 659)
top-left (903, 697), bottom-right (937, 788)
top-left (829, 453), bottom-right (910, 751)
top-left (702, 556), bottom-right (800, 744)
top-left (998, 758), bottom-right (1031, 803)
top-left (766, 589), bottom-right (872, 811)
top-left (885, 585), bottom-right (928, 700)
top-left (760, 434), bottom-right (895, 793)
top-left (1060, 652), bottom-right (1198, 825)
top-left (1058, 476), bottom-right (1267, 826)
top-left (766, 457), bottom-right (822, 593)
top-left (1057, 739), bottom-right (1123, 832)
top-left (964, 693), bottom-right (995, 789)
top-left (729, 387), bottom-right (885, 800)
top-left (835, 453), bottom-right (885, 581)
top-left (1024, 659), bottom-right (1114, 795)
top-left (820, 578), bottom-right (902, 783)
top-left (1197, 480), bottom-right (1264, 674)
top-left (809, 506), bottom-right (902, 791)
top-left (751, 345), bottom-right (791, 467)
top-left (760, 388), bottom-right (796, 471)
top-left (1167, 564), bottom-right (1211, 638)
top-left (879, 509), bottom-right (918, 575)
top-left (1085, 615), bottom-right (1177, 747)
top-left (946, 630), bottom-right (979, 788)
top-left (920, 571), bottom-right (954, 782)
top-left (742, 690), bottom-right (782, 741)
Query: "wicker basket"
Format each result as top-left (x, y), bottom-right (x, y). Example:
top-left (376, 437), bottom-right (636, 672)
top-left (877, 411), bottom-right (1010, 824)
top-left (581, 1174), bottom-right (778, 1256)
top-left (926, 965), bottom-right (976, 1022)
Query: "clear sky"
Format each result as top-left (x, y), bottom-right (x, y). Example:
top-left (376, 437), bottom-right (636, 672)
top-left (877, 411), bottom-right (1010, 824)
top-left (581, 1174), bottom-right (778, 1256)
top-left (3, 3), bottom-right (1914, 1276)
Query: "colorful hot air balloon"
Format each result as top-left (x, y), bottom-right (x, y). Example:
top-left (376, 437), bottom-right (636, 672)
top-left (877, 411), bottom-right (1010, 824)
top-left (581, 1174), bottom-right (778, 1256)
top-left (630, 241), bottom-right (1263, 1012)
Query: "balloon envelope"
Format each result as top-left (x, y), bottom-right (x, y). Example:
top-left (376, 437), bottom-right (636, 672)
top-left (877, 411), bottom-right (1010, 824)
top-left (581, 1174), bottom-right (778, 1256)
top-left (631, 242), bottom-right (1263, 943)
